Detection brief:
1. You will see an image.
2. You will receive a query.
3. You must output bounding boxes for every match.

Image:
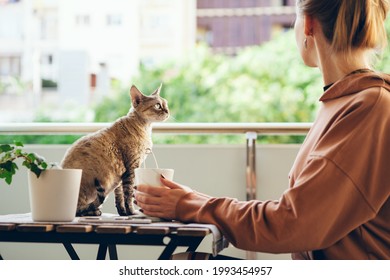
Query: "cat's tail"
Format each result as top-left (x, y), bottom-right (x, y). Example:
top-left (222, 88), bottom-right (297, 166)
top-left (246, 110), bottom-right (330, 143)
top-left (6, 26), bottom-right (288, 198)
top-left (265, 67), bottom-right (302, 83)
top-left (76, 178), bottom-right (106, 216)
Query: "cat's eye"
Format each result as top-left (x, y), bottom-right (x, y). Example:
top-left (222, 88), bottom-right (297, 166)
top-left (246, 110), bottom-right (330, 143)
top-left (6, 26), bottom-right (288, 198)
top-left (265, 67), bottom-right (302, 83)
top-left (154, 103), bottom-right (162, 110)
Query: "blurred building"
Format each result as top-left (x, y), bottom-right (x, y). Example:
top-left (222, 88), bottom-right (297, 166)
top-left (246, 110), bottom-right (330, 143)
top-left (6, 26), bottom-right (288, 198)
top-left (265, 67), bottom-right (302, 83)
top-left (0, 0), bottom-right (196, 121)
top-left (0, 0), bottom-right (295, 121)
top-left (196, 0), bottom-right (296, 55)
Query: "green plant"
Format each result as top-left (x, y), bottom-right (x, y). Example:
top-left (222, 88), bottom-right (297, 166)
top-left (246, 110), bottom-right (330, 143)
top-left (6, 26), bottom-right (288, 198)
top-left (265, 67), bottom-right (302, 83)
top-left (0, 141), bottom-right (48, 185)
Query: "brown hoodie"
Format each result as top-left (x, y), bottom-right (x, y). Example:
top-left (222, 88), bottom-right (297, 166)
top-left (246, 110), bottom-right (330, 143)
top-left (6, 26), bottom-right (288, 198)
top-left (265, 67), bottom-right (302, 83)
top-left (176, 72), bottom-right (390, 259)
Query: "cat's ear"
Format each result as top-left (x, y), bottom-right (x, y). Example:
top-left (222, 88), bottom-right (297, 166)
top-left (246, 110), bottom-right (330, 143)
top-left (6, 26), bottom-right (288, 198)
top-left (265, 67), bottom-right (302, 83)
top-left (151, 83), bottom-right (162, 96)
top-left (130, 85), bottom-right (144, 108)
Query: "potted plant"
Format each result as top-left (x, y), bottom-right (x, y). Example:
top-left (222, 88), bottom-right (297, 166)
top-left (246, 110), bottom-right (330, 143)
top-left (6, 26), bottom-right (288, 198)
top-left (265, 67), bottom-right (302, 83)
top-left (0, 141), bottom-right (82, 222)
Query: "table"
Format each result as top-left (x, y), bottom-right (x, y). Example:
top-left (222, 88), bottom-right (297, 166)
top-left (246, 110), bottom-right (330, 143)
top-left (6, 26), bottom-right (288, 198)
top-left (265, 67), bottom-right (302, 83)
top-left (0, 214), bottom-right (228, 260)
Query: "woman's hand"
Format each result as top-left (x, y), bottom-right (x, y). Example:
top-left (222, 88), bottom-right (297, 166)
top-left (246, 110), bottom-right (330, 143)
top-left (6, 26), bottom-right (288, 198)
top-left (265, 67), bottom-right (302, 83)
top-left (134, 176), bottom-right (193, 220)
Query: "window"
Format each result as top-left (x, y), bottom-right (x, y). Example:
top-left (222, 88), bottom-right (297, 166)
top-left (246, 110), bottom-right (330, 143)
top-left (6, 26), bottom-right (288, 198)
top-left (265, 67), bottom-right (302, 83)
top-left (106, 14), bottom-right (122, 26)
top-left (0, 56), bottom-right (20, 77)
top-left (75, 15), bottom-right (90, 26)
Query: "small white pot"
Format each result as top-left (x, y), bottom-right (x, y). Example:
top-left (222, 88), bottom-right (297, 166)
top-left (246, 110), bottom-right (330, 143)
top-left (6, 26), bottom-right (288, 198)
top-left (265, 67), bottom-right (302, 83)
top-left (28, 169), bottom-right (82, 222)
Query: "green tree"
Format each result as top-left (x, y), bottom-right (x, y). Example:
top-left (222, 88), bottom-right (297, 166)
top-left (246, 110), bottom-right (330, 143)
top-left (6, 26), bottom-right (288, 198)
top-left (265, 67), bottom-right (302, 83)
top-left (94, 31), bottom-right (322, 143)
top-left (94, 19), bottom-right (390, 144)
top-left (374, 18), bottom-right (390, 73)
top-left (95, 16), bottom-right (390, 126)
top-left (7, 20), bottom-right (388, 145)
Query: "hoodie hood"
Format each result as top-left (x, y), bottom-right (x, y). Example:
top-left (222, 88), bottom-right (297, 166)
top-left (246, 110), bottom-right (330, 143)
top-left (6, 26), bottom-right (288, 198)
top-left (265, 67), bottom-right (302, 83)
top-left (320, 71), bottom-right (390, 102)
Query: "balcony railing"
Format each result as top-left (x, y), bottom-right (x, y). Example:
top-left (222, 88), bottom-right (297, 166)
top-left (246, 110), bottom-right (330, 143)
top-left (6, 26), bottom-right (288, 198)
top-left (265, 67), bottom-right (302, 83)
top-left (0, 122), bottom-right (311, 135)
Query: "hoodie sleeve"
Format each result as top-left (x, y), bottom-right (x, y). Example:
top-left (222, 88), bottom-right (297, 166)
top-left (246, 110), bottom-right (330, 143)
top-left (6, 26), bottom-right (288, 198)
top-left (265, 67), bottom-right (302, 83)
top-left (175, 156), bottom-right (375, 254)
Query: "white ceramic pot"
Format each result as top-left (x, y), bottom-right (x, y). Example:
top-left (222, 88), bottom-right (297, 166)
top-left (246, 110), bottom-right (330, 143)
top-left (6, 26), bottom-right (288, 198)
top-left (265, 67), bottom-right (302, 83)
top-left (28, 169), bottom-right (82, 222)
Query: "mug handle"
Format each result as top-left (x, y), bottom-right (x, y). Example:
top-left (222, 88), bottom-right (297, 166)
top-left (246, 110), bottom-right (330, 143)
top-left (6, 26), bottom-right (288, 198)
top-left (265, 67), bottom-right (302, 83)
top-left (143, 148), bottom-right (159, 169)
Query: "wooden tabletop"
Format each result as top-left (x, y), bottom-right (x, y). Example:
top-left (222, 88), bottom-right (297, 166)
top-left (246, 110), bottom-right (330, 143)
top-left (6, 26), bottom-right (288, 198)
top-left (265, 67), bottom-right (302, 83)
top-left (0, 213), bottom-right (229, 259)
top-left (0, 222), bottom-right (211, 236)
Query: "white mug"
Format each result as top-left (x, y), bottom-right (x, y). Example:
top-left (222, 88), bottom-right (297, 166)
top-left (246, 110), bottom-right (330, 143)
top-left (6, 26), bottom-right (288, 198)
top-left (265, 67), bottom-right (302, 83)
top-left (134, 168), bottom-right (174, 187)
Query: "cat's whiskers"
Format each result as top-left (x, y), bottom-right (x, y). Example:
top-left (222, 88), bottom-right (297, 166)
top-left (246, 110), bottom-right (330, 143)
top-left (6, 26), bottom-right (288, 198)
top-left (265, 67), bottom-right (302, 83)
top-left (168, 115), bottom-right (180, 122)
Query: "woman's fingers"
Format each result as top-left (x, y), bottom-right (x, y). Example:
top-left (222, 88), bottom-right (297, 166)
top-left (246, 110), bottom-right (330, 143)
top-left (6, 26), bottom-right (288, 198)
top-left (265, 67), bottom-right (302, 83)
top-left (136, 196), bottom-right (173, 219)
top-left (160, 177), bottom-right (193, 192)
top-left (140, 209), bottom-right (164, 218)
top-left (135, 184), bottom-right (166, 197)
top-left (135, 190), bottom-right (163, 205)
top-left (138, 202), bottom-right (163, 213)
top-left (134, 192), bottom-right (165, 218)
top-left (134, 179), bottom-right (193, 220)
top-left (160, 177), bottom-right (182, 189)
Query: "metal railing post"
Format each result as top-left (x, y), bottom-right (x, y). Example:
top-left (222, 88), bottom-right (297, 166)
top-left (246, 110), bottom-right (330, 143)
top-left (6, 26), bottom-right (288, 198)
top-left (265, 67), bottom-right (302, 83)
top-left (245, 131), bottom-right (257, 260)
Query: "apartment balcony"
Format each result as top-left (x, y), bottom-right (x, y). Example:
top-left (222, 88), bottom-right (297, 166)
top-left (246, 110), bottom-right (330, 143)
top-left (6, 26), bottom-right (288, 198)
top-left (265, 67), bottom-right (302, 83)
top-left (0, 122), bottom-right (311, 260)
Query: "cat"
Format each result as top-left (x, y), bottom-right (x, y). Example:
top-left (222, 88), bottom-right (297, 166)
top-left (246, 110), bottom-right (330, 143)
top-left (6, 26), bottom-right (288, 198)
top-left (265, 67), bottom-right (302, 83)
top-left (61, 84), bottom-right (169, 216)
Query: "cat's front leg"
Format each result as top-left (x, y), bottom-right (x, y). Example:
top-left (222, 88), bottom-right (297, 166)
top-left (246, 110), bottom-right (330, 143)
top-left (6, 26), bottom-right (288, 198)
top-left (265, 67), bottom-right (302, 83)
top-left (114, 183), bottom-right (128, 216)
top-left (121, 170), bottom-right (138, 215)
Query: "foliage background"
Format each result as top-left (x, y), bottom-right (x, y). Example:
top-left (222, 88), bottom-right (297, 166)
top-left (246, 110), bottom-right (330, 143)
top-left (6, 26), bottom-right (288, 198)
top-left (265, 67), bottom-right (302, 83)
top-left (94, 30), bottom-right (322, 144)
top-left (2, 19), bottom-right (390, 145)
top-left (93, 20), bottom-right (390, 144)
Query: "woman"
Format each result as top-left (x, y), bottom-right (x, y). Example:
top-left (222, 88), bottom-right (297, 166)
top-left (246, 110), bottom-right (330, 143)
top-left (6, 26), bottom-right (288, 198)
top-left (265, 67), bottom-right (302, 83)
top-left (135, 0), bottom-right (390, 259)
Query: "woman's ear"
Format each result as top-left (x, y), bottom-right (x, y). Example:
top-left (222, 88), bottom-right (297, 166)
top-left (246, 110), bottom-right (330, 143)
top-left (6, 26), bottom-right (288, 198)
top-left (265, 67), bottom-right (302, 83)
top-left (304, 15), bottom-right (314, 36)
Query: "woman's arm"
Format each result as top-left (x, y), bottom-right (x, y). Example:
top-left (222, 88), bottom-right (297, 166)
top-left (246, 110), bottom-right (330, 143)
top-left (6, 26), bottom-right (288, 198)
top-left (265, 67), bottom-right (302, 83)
top-left (135, 157), bottom-right (375, 254)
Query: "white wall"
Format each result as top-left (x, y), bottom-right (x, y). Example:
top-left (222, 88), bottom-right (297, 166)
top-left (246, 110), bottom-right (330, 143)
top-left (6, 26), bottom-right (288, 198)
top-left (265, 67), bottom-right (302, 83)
top-left (0, 0), bottom-right (197, 85)
top-left (0, 143), bottom-right (300, 260)
top-left (58, 0), bottom-right (140, 82)
top-left (138, 0), bottom-right (196, 67)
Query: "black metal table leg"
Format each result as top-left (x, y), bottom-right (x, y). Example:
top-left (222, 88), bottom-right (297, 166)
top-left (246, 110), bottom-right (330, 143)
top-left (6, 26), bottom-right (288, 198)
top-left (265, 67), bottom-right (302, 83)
top-left (158, 236), bottom-right (205, 260)
top-left (0, 253), bottom-right (3, 260)
top-left (158, 238), bottom-right (178, 260)
top-left (108, 244), bottom-right (118, 260)
top-left (186, 238), bottom-right (203, 253)
top-left (63, 242), bottom-right (80, 260)
top-left (96, 244), bottom-right (108, 260)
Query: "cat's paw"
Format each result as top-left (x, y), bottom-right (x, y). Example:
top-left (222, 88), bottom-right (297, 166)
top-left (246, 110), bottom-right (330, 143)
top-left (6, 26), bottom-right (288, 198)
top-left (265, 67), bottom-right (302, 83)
top-left (77, 209), bottom-right (102, 216)
top-left (116, 208), bottom-right (139, 216)
top-left (116, 206), bottom-right (128, 216)
top-left (129, 209), bottom-right (142, 215)
top-left (125, 206), bottom-right (140, 216)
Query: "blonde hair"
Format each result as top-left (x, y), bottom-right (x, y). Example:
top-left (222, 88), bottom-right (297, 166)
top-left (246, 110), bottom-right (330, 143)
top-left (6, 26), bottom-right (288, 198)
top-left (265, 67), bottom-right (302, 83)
top-left (297, 0), bottom-right (389, 54)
